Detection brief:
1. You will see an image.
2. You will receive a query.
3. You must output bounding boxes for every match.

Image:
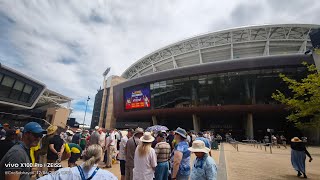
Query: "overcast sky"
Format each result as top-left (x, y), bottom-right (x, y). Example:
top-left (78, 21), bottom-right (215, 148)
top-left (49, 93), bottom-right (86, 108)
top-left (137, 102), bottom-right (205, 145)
top-left (0, 0), bottom-right (319, 125)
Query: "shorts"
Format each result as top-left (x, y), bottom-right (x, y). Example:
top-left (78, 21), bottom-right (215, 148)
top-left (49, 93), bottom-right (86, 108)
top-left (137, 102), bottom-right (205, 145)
top-left (68, 153), bottom-right (81, 163)
top-left (120, 160), bottom-right (126, 175)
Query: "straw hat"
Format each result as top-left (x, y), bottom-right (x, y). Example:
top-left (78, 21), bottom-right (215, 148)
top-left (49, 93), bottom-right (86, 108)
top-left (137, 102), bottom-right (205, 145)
top-left (140, 132), bottom-right (155, 143)
top-left (46, 125), bottom-right (58, 135)
top-left (188, 140), bottom-right (210, 153)
top-left (95, 126), bottom-right (99, 130)
top-left (291, 137), bottom-right (302, 142)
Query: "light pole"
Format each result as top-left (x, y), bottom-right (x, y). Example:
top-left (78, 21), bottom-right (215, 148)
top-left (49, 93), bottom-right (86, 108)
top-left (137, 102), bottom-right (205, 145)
top-left (98, 67), bottom-right (110, 128)
top-left (82, 96), bottom-right (90, 129)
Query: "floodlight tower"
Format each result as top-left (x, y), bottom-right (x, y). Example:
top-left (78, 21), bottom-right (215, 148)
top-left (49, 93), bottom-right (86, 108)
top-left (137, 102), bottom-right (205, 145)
top-left (98, 67), bottom-right (110, 128)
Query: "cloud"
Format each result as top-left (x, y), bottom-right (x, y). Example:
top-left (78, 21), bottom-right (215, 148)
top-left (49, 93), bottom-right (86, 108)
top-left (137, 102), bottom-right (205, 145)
top-left (0, 0), bottom-right (319, 125)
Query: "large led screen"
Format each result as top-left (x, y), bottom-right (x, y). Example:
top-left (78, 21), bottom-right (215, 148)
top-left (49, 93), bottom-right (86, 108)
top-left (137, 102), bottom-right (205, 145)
top-left (124, 85), bottom-right (151, 110)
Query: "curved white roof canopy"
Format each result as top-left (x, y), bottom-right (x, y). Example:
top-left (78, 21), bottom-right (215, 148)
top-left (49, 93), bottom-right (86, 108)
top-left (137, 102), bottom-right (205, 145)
top-left (122, 24), bottom-right (320, 79)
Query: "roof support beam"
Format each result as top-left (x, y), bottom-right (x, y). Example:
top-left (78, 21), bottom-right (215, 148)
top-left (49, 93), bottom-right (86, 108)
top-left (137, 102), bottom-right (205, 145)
top-left (230, 32), bottom-right (234, 60)
top-left (299, 40), bottom-right (307, 53)
top-left (199, 49), bottom-right (203, 64)
top-left (197, 38), bottom-right (203, 64)
top-left (286, 27), bottom-right (292, 39)
top-left (172, 57), bottom-right (178, 68)
top-left (152, 64), bottom-right (157, 72)
top-left (263, 40), bottom-right (270, 56)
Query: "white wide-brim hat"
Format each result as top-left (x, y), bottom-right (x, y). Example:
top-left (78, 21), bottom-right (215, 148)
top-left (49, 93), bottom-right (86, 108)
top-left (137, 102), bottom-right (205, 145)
top-left (188, 140), bottom-right (210, 153)
top-left (140, 132), bottom-right (155, 143)
top-left (95, 126), bottom-right (99, 130)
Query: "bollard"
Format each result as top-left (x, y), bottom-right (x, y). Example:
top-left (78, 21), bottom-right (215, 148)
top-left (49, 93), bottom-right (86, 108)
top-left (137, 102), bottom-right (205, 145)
top-left (265, 145), bottom-right (267, 152)
top-left (237, 143), bottom-right (239, 151)
top-left (270, 144), bottom-right (272, 154)
top-left (260, 143), bottom-right (262, 150)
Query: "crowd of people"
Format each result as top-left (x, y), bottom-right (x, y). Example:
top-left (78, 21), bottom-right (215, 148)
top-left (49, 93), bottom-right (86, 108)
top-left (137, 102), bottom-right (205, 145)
top-left (0, 122), bottom-right (218, 180)
top-left (0, 121), bottom-right (314, 179)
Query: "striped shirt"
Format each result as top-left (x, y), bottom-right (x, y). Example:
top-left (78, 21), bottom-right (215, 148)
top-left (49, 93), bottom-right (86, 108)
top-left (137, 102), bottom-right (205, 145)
top-left (155, 142), bottom-right (171, 162)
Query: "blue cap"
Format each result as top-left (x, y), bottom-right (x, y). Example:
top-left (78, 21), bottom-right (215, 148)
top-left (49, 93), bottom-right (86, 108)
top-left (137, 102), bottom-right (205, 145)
top-left (23, 122), bottom-right (46, 134)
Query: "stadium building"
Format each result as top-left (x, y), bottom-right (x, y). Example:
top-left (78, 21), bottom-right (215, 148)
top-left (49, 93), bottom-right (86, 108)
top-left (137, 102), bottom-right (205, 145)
top-left (109, 24), bottom-right (320, 142)
top-left (0, 63), bottom-right (72, 128)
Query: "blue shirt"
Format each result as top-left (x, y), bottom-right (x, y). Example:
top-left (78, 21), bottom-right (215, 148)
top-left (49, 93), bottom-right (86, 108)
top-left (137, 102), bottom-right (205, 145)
top-left (171, 141), bottom-right (191, 176)
top-left (196, 137), bottom-right (211, 149)
top-left (190, 154), bottom-right (217, 180)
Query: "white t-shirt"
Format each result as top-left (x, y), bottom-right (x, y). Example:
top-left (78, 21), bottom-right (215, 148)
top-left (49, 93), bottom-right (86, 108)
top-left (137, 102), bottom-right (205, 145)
top-left (133, 147), bottom-right (157, 180)
top-left (99, 132), bottom-right (106, 147)
top-left (37, 164), bottom-right (117, 180)
top-left (109, 132), bottom-right (116, 146)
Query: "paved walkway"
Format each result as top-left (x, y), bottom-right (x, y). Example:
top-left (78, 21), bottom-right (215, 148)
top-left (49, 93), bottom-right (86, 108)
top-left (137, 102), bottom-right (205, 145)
top-left (224, 143), bottom-right (320, 180)
top-left (49, 143), bottom-right (320, 179)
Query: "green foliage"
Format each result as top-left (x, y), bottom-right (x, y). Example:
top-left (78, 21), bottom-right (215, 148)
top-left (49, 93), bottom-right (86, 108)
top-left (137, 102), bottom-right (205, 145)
top-left (272, 62), bottom-right (320, 129)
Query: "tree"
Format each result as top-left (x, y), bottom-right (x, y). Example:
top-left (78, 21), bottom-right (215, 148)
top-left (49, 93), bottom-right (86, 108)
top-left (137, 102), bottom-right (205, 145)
top-left (272, 62), bottom-right (320, 129)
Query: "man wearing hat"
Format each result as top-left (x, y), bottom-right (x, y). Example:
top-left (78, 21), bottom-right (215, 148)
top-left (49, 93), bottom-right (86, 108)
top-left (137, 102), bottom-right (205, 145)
top-left (125, 127), bottom-right (144, 180)
top-left (0, 129), bottom-right (18, 160)
top-left (0, 122), bottom-right (46, 180)
top-left (189, 140), bottom-right (217, 180)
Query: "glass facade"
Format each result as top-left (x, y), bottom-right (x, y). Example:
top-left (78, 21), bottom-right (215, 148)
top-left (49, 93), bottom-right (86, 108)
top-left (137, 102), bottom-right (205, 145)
top-left (0, 72), bottom-right (40, 106)
top-left (149, 66), bottom-right (308, 109)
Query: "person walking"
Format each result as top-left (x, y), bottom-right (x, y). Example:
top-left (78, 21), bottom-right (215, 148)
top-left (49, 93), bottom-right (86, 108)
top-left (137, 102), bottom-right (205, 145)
top-left (0, 122), bottom-right (46, 180)
top-left (38, 144), bottom-right (117, 180)
top-left (119, 129), bottom-right (134, 180)
top-left (189, 140), bottom-right (217, 180)
top-left (290, 137), bottom-right (313, 178)
top-left (133, 132), bottom-right (157, 180)
top-left (154, 131), bottom-right (171, 180)
top-left (125, 127), bottom-right (144, 180)
top-left (170, 127), bottom-right (191, 180)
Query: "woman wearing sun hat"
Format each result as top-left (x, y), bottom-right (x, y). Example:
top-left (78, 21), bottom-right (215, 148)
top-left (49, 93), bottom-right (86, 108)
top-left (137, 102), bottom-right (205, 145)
top-left (290, 137), bottom-right (313, 178)
top-left (132, 132), bottom-right (157, 180)
top-left (189, 140), bottom-right (217, 180)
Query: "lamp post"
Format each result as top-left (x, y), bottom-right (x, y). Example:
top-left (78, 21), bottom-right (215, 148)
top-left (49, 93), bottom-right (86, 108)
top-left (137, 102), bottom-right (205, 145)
top-left (82, 96), bottom-right (90, 129)
top-left (98, 67), bottom-right (110, 128)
